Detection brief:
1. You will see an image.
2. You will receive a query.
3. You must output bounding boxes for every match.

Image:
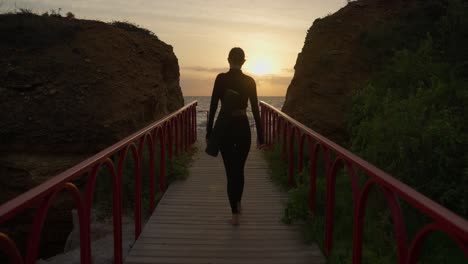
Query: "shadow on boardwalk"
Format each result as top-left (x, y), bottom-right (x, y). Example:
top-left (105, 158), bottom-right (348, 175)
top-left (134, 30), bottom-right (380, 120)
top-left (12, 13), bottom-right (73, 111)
top-left (125, 133), bottom-right (325, 264)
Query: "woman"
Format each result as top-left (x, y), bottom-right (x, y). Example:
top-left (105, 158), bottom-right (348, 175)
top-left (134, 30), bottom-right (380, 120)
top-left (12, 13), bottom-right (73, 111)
top-left (206, 47), bottom-right (265, 225)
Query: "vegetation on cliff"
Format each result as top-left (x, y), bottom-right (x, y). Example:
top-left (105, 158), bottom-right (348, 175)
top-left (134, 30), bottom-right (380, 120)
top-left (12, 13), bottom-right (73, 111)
top-left (351, 0), bottom-right (467, 219)
top-left (271, 0), bottom-right (467, 263)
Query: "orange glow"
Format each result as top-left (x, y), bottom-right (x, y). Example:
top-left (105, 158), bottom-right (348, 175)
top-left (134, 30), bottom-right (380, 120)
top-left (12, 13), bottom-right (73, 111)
top-left (5, 0), bottom-right (348, 96)
top-left (244, 55), bottom-right (277, 76)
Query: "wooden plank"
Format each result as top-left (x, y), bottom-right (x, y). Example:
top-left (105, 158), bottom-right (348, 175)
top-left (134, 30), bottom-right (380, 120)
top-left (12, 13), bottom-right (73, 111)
top-left (125, 133), bottom-right (325, 264)
top-left (125, 256), bottom-right (325, 264)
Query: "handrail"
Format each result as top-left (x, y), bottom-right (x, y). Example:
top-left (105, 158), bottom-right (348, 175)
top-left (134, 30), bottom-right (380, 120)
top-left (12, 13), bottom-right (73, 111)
top-left (0, 101), bottom-right (198, 264)
top-left (259, 101), bottom-right (468, 264)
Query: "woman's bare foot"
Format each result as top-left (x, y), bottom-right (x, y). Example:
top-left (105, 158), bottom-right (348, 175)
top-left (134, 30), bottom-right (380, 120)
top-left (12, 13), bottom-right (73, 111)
top-left (231, 214), bottom-right (240, 225)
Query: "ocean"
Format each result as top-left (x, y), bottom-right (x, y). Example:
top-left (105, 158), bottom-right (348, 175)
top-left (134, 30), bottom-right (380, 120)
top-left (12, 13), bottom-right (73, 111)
top-left (184, 96), bottom-right (285, 131)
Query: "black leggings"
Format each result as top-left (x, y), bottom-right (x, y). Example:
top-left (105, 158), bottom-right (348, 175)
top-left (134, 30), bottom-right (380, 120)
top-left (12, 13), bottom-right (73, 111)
top-left (219, 115), bottom-right (251, 214)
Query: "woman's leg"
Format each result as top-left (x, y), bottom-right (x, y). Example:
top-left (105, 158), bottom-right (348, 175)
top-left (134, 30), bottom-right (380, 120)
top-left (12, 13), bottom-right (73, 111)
top-left (220, 144), bottom-right (250, 213)
top-left (236, 130), bottom-right (251, 207)
top-left (220, 144), bottom-right (240, 214)
top-left (220, 116), bottom-right (251, 220)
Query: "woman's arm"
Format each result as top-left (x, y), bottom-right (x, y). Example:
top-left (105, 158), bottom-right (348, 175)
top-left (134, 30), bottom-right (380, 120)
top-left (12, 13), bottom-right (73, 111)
top-left (249, 79), bottom-right (264, 145)
top-left (206, 74), bottom-right (222, 139)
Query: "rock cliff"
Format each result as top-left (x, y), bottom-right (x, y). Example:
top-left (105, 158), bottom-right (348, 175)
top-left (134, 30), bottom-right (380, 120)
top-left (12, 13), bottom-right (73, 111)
top-left (282, 0), bottom-right (413, 144)
top-left (0, 13), bottom-right (183, 258)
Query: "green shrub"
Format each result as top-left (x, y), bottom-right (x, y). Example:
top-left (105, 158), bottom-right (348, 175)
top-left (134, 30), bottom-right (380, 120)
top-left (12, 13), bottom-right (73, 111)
top-left (351, 0), bottom-right (468, 219)
top-left (0, 12), bottom-right (81, 48)
top-left (265, 3), bottom-right (468, 261)
top-left (93, 143), bottom-right (194, 219)
top-left (66, 12), bottom-right (75, 19)
top-left (110, 21), bottom-right (158, 39)
top-left (349, 0), bottom-right (467, 262)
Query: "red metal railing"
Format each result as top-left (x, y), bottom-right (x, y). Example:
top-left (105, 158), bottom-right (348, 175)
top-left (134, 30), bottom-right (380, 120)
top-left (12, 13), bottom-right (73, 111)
top-left (0, 101), bottom-right (197, 264)
top-left (259, 101), bottom-right (468, 264)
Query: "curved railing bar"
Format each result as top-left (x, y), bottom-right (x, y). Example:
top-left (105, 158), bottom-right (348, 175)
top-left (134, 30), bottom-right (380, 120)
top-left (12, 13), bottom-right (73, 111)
top-left (127, 142), bottom-right (142, 240)
top-left (0, 101), bottom-right (198, 264)
top-left (260, 101), bottom-right (468, 263)
top-left (281, 120), bottom-right (288, 161)
top-left (0, 102), bottom-right (198, 224)
top-left (351, 180), bottom-right (409, 263)
top-left (145, 131), bottom-right (157, 214)
top-left (298, 133), bottom-right (307, 173)
top-left (287, 126), bottom-right (299, 186)
top-left (323, 157), bottom-right (340, 255)
top-left (306, 140), bottom-right (332, 214)
top-left (184, 110), bottom-right (190, 152)
top-left (156, 128), bottom-right (167, 193)
top-left (174, 115), bottom-right (180, 156)
top-left (164, 121), bottom-right (173, 160)
top-left (260, 101), bottom-right (468, 241)
top-left (406, 223), bottom-right (468, 263)
top-left (271, 112), bottom-right (277, 145)
top-left (25, 183), bottom-right (86, 264)
top-left (0, 233), bottom-right (23, 264)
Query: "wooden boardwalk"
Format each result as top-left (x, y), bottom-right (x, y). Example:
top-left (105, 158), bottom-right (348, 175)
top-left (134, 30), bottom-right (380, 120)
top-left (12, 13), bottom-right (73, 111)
top-left (125, 134), bottom-right (325, 264)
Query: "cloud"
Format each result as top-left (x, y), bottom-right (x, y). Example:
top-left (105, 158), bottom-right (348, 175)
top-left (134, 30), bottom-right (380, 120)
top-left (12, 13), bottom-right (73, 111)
top-left (180, 72), bottom-right (292, 96)
top-left (180, 76), bottom-right (214, 96)
top-left (254, 74), bottom-right (292, 85)
top-left (182, 66), bottom-right (228, 73)
top-left (251, 74), bottom-right (292, 96)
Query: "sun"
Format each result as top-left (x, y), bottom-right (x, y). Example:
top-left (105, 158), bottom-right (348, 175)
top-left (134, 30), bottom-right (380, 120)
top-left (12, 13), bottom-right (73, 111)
top-left (244, 56), bottom-right (276, 75)
top-left (249, 60), bottom-right (273, 75)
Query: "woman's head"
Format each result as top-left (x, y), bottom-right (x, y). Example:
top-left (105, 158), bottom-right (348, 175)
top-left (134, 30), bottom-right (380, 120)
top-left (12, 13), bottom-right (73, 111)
top-left (228, 47), bottom-right (245, 68)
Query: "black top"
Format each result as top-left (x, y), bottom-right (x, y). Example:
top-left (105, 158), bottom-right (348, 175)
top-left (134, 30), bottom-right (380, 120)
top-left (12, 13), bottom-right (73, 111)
top-left (206, 69), bottom-right (264, 144)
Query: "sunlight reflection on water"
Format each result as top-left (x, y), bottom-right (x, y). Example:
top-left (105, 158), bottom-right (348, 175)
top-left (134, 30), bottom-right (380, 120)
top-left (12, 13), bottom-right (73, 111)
top-left (184, 96), bottom-right (285, 131)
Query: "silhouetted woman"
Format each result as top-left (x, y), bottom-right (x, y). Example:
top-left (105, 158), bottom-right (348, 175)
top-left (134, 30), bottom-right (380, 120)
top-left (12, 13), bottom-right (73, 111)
top-left (206, 47), bottom-right (264, 225)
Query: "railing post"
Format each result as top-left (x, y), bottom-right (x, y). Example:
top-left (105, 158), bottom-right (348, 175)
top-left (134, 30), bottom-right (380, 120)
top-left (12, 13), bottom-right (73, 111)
top-left (288, 126), bottom-right (295, 187)
top-left (181, 115), bottom-right (184, 153)
top-left (167, 122), bottom-right (173, 160)
top-left (174, 119), bottom-right (178, 157)
top-left (282, 121), bottom-right (288, 161)
top-left (308, 138), bottom-right (316, 213)
top-left (182, 111), bottom-right (186, 152)
top-left (84, 165), bottom-right (99, 264)
top-left (160, 131), bottom-right (167, 192)
top-left (149, 130), bottom-right (157, 213)
top-left (185, 111), bottom-right (188, 149)
top-left (134, 141), bottom-right (143, 240)
top-left (265, 106), bottom-right (268, 144)
top-left (193, 105), bottom-right (197, 143)
top-left (298, 134), bottom-right (304, 173)
top-left (25, 196), bottom-right (51, 264)
top-left (260, 103), bottom-right (265, 142)
top-left (185, 110), bottom-right (189, 151)
top-left (271, 113), bottom-right (276, 146)
top-left (188, 108), bottom-right (192, 145)
top-left (324, 158), bottom-right (340, 257)
top-left (276, 113), bottom-right (280, 144)
top-left (267, 109), bottom-right (271, 145)
top-left (114, 153), bottom-right (124, 264)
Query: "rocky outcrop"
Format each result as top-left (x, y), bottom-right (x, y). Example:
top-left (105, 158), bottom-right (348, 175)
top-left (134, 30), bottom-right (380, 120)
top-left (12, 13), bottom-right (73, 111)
top-left (0, 13), bottom-right (183, 258)
top-left (282, 0), bottom-right (413, 144)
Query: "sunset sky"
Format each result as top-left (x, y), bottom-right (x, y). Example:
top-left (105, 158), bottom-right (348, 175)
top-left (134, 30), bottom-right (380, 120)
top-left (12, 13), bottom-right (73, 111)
top-left (1, 0), bottom-right (346, 96)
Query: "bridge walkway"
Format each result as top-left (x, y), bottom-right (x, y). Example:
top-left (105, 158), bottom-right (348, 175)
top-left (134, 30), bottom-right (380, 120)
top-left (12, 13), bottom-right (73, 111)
top-left (125, 133), bottom-right (325, 264)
